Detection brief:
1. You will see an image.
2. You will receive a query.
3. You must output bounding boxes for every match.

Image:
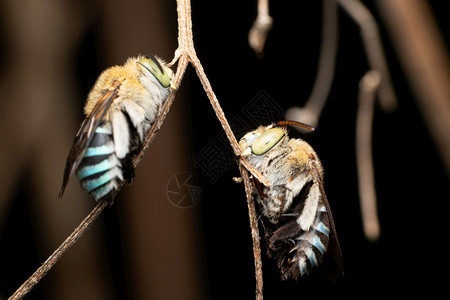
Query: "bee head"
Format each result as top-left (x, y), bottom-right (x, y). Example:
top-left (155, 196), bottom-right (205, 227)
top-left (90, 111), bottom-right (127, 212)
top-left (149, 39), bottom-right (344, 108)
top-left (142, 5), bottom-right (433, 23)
top-left (239, 124), bottom-right (287, 156)
top-left (239, 121), bottom-right (314, 157)
top-left (138, 55), bottom-right (175, 90)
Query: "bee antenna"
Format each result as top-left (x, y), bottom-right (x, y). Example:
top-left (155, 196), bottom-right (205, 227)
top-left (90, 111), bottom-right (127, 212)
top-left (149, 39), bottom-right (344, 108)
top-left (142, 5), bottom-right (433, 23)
top-left (276, 120), bottom-right (315, 132)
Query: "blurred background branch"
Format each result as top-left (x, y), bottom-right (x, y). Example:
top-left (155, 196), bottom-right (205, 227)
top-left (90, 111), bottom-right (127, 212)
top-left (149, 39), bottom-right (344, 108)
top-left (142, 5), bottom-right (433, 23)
top-left (376, 0), bottom-right (450, 178)
top-left (248, 0), bottom-right (273, 56)
top-left (356, 70), bottom-right (381, 242)
top-left (338, 0), bottom-right (397, 111)
top-left (285, 0), bottom-right (392, 242)
top-left (286, 0), bottom-right (338, 128)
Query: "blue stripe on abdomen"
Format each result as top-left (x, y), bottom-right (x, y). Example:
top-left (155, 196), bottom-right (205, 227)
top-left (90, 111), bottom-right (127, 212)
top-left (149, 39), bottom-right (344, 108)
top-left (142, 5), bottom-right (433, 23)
top-left (76, 123), bottom-right (124, 201)
top-left (314, 222), bottom-right (330, 237)
top-left (82, 167), bottom-right (121, 192)
top-left (77, 156), bottom-right (118, 180)
top-left (310, 235), bottom-right (326, 254)
top-left (293, 201), bottom-right (331, 277)
top-left (84, 142), bottom-right (115, 157)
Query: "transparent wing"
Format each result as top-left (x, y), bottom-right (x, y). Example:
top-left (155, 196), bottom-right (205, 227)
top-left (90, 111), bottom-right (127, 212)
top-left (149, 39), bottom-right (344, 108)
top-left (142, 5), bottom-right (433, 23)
top-left (58, 80), bottom-right (122, 198)
top-left (310, 159), bottom-right (345, 280)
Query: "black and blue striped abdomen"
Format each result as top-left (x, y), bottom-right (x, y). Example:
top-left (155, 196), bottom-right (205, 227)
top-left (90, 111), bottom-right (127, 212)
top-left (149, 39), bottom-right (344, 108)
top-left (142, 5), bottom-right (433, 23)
top-left (268, 199), bottom-right (331, 280)
top-left (295, 202), bottom-right (330, 276)
top-left (76, 123), bottom-right (126, 202)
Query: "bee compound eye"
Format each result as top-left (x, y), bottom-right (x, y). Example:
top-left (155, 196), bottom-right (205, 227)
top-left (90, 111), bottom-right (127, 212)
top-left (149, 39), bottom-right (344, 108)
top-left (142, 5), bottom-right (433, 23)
top-left (251, 128), bottom-right (285, 155)
top-left (138, 57), bottom-right (171, 88)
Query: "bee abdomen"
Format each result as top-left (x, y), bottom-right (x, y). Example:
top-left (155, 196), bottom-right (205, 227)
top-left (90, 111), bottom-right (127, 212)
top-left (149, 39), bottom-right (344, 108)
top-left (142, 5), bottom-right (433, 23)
top-left (77, 123), bottom-right (125, 202)
top-left (272, 201), bottom-right (331, 280)
top-left (294, 203), bottom-right (330, 277)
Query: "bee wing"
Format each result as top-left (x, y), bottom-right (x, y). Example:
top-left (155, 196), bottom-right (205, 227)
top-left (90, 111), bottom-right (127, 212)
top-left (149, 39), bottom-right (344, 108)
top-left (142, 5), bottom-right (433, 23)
top-left (58, 80), bottom-right (122, 198)
top-left (310, 160), bottom-right (345, 280)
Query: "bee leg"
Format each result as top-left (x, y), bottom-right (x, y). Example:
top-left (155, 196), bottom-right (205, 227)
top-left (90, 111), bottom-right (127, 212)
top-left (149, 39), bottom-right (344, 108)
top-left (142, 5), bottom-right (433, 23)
top-left (260, 217), bottom-right (276, 258)
top-left (277, 185), bottom-right (292, 218)
top-left (264, 185), bottom-right (292, 222)
top-left (281, 213), bottom-right (299, 217)
top-left (269, 221), bottom-right (303, 251)
top-left (296, 178), bottom-right (320, 231)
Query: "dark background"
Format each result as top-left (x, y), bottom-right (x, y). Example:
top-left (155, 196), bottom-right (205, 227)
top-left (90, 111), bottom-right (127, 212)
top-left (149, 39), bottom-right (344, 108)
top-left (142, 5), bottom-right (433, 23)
top-left (1, 0), bottom-right (448, 299)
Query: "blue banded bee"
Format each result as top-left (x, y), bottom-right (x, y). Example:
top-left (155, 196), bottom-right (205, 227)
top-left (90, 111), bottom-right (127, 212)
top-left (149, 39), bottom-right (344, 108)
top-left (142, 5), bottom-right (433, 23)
top-left (59, 55), bottom-right (175, 203)
top-left (239, 121), bottom-right (343, 280)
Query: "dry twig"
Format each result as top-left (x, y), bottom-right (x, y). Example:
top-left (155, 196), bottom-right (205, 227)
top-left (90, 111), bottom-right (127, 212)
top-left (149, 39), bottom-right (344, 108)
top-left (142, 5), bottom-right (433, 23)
top-left (356, 70), bottom-right (382, 241)
top-left (337, 0), bottom-right (396, 242)
top-left (248, 0), bottom-right (273, 55)
top-left (170, 1), bottom-right (265, 297)
top-left (286, 0), bottom-right (397, 242)
top-left (239, 164), bottom-right (264, 300)
top-left (337, 0), bottom-right (397, 111)
top-left (9, 0), bottom-right (266, 298)
top-left (376, 0), bottom-right (450, 177)
top-left (285, 0), bottom-right (338, 128)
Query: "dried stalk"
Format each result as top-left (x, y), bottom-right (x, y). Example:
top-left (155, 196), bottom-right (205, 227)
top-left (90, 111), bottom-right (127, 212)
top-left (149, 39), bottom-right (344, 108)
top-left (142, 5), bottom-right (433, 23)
top-left (336, 0), bottom-right (396, 241)
top-left (239, 164), bottom-right (264, 300)
top-left (9, 0), bottom-right (266, 298)
top-left (336, 0), bottom-right (397, 242)
top-left (375, 0), bottom-right (450, 177)
top-left (286, 0), bottom-right (338, 128)
top-left (170, 0), bottom-right (269, 187)
top-left (287, 0), bottom-right (396, 241)
top-left (170, 0), bottom-right (265, 297)
top-left (337, 0), bottom-right (397, 112)
top-left (248, 0), bottom-right (273, 55)
top-left (356, 70), bottom-right (381, 241)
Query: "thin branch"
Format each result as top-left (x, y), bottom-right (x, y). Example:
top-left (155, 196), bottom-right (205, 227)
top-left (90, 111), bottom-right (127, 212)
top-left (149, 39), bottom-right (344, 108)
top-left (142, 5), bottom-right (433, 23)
top-left (336, 0), bottom-right (396, 241)
top-left (8, 200), bottom-right (108, 300)
top-left (337, 0), bottom-right (397, 112)
top-left (356, 70), bottom-right (381, 242)
top-left (286, 0), bottom-right (338, 129)
top-left (239, 165), bottom-right (264, 300)
top-left (376, 0), bottom-right (450, 178)
top-left (286, 0), bottom-right (395, 241)
top-left (248, 0), bottom-right (273, 55)
top-left (10, 0), bottom-right (267, 298)
top-left (170, 0), bottom-right (266, 297)
top-left (171, 0), bottom-right (269, 184)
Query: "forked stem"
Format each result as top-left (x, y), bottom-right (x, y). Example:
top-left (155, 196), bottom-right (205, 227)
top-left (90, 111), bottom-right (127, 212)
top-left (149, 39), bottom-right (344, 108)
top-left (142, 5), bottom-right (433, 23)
top-left (9, 0), bottom-right (266, 299)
